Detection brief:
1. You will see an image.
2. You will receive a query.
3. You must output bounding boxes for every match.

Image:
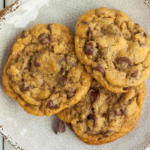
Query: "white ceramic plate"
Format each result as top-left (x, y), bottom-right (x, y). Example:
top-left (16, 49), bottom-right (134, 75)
top-left (0, 0), bottom-right (150, 150)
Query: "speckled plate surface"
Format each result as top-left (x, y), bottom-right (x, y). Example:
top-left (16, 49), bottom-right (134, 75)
top-left (0, 0), bottom-right (150, 150)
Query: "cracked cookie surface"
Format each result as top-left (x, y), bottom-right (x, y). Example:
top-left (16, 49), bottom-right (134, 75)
top-left (75, 7), bottom-right (150, 93)
top-left (2, 23), bottom-right (92, 116)
top-left (57, 81), bottom-right (146, 145)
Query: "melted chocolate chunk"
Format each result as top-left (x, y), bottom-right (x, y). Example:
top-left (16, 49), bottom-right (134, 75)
top-left (60, 76), bottom-right (67, 86)
top-left (38, 33), bottom-right (51, 44)
top-left (93, 65), bottom-right (105, 75)
top-left (131, 70), bottom-right (138, 78)
top-left (34, 60), bottom-right (41, 67)
top-left (77, 120), bottom-right (83, 124)
top-left (120, 108), bottom-right (127, 115)
top-left (117, 57), bottom-right (131, 66)
top-left (134, 30), bottom-right (140, 35)
top-left (123, 86), bottom-right (133, 91)
top-left (143, 32), bottom-right (147, 38)
top-left (89, 89), bottom-right (100, 101)
top-left (135, 88), bottom-right (138, 97)
top-left (114, 110), bottom-right (121, 116)
top-left (103, 130), bottom-right (113, 137)
top-left (87, 27), bottom-right (91, 36)
top-left (82, 22), bottom-right (88, 24)
top-left (85, 42), bottom-right (94, 55)
top-left (66, 88), bottom-right (76, 99)
top-left (20, 86), bottom-right (30, 92)
top-left (87, 114), bottom-right (97, 127)
top-left (96, 43), bottom-right (101, 49)
top-left (47, 100), bottom-right (59, 109)
top-left (98, 137), bottom-right (102, 140)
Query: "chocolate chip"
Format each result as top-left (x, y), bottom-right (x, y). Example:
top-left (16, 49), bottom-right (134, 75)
top-left (93, 116), bottom-right (97, 127)
top-left (47, 100), bottom-right (59, 109)
top-left (107, 117), bottom-right (111, 122)
top-left (135, 88), bottom-right (138, 97)
top-left (38, 33), bottom-right (51, 44)
top-left (98, 137), bottom-right (102, 140)
top-left (87, 27), bottom-right (91, 36)
top-left (120, 108), bottom-right (127, 115)
top-left (96, 131), bottom-right (101, 135)
top-left (65, 70), bottom-right (69, 75)
top-left (20, 31), bottom-right (26, 38)
top-left (66, 88), bottom-right (76, 99)
top-left (103, 130), bottom-right (113, 137)
top-left (47, 24), bottom-right (51, 32)
top-left (123, 86), bottom-right (133, 91)
top-left (143, 32), bottom-right (147, 38)
top-left (58, 121), bottom-right (66, 133)
top-left (117, 57), bottom-right (131, 66)
top-left (85, 48), bottom-right (93, 55)
top-left (64, 54), bottom-right (67, 58)
top-left (20, 86), bottom-right (30, 92)
top-left (77, 120), bottom-right (83, 124)
top-left (89, 89), bottom-right (100, 101)
top-left (22, 58), bottom-right (25, 63)
top-left (128, 98), bottom-right (133, 104)
top-left (82, 21), bottom-right (88, 24)
top-left (93, 65), bottom-right (105, 75)
top-left (131, 70), bottom-right (138, 78)
top-left (114, 110), bottom-right (120, 116)
top-left (88, 127), bottom-right (93, 132)
top-left (134, 30), bottom-right (140, 35)
top-left (96, 43), bottom-right (101, 49)
top-left (60, 76), bottom-right (67, 86)
top-left (61, 68), bottom-right (68, 75)
top-left (34, 60), bottom-right (41, 67)
top-left (87, 114), bottom-right (97, 127)
top-left (85, 42), bottom-right (94, 55)
top-left (128, 88), bottom-right (138, 104)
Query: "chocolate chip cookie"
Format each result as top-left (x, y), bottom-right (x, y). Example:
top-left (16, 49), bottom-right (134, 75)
top-left (75, 7), bottom-right (150, 93)
top-left (2, 23), bottom-right (92, 116)
top-left (57, 81), bottom-right (146, 145)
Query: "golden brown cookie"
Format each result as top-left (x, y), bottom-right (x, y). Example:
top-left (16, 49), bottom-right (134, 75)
top-left (57, 81), bottom-right (146, 145)
top-left (2, 23), bottom-right (92, 116)
top-left (75, 7), bottom-right (150, 93)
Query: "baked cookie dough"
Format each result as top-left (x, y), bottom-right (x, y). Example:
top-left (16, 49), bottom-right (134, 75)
top-left (75, 7), bottom-right (150, 93)
top-left (57, 81), bottom-right (146, 145)
top-left (2, 23), bottom-right (92, 116)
